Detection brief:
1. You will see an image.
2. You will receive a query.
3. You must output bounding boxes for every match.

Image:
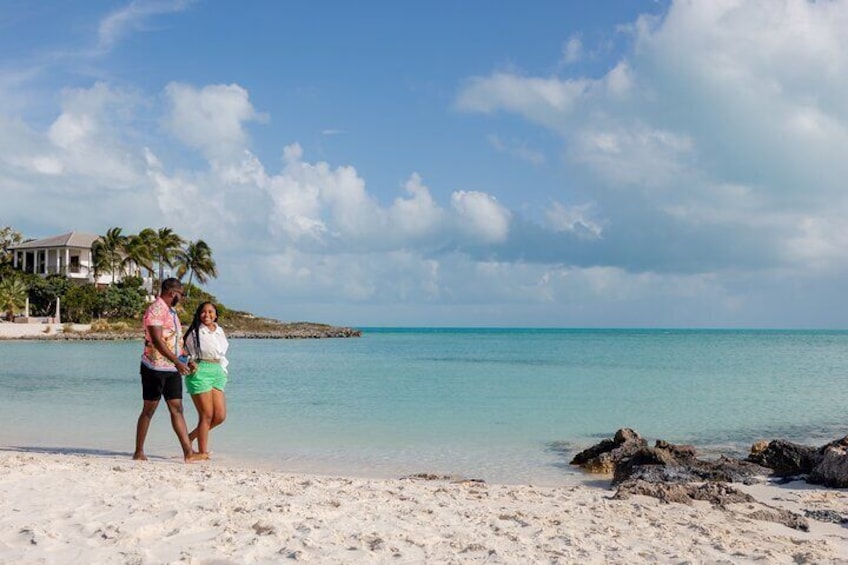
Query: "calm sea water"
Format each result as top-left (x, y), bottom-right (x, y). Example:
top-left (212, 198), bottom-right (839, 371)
top-left (2, 328), bottom-right (847, 485)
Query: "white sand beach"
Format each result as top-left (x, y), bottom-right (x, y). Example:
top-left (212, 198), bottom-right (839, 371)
top-left (1, 451), bottom-right (847, 564)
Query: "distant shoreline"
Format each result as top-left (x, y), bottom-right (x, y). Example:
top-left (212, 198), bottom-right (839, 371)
top-left (0, 322), bottom-right (361, 340)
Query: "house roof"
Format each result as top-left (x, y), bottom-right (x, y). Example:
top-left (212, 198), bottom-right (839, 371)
top-left (9, 231), bottom-right (99, 250)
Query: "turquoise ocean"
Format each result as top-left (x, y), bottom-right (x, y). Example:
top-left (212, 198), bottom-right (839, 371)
top-left (2, 328), bottom-right (847, 485)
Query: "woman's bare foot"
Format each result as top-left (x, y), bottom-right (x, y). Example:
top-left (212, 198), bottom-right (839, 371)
top-left (185, 452), bottom-right (209, 463)
top-left (132, 452), bottom-right (148, 461)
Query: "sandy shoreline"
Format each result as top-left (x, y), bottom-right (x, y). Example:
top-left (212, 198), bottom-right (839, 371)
top-left (1, 451), bottom-right (847, 563)
top-left (0, 322), bottom-right (360, 340)
top-left (0, 322), bottom-right (91, 338)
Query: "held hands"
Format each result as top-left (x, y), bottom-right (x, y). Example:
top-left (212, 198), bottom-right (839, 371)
top-left (176, 354), bottom-right (196, 376)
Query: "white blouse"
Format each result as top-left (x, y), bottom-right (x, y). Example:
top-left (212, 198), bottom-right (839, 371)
top-left (186, 324), bottom-right (230, 374)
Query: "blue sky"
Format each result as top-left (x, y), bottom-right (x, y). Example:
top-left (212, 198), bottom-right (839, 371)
top-left (3, 0), bottom-right (848, 328)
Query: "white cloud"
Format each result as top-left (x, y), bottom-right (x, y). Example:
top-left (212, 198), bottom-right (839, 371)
top-left (546, 201), bottom-right (603, 239)
top-left (456, 73), bottom-right (591, 130)
top-left (456, 0), bottom-right (848, 285)
top-left (388, 173), bottom-right (444, 240)
top-left (450, 190), bottom-right (511, 243)
top-left (163, 82), bottom-right (263, 161)
top-left (571, 123), bottom-right (694, 191)
top-left (2, 83), bottom-right (144, 189)
top-left (562, 36), bottom-right (583, 65)
top-left (98, 0), bottom-right (194, 51)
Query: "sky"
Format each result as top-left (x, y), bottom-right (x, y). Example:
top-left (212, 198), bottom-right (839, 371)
top-left (2, 0), bottom-right (848, 328)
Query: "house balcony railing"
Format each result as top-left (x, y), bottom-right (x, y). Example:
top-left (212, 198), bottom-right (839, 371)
top-left (41, 265), bottom-right (89, 277)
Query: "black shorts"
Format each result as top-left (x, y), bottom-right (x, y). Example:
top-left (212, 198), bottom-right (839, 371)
top-left (140, 363), bottom-right (183, 401)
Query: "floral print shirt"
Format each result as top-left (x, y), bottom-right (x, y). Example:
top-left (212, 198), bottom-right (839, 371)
top-left (141, 297), bottom-right (183, 372)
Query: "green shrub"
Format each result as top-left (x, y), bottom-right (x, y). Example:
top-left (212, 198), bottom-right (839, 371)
top-left (101, 285), bottom-right (146, 319)
top-left (62, 284), bottom-right (100, 323)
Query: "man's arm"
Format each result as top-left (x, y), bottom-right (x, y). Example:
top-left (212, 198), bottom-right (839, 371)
top-left (149, 325), bottom-right (190, 375)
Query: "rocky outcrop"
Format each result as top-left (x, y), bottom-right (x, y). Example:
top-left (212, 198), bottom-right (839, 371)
top-left (228, 326), bottom-right (362, 339)
top-left (744, 435), bottom-right (848, 488)
top-left (569, 428), bottom-right (839, 532)
top-left (808, 438), bottom-right (848, 488)
top-left (613, 479), bottom-right (809, 531)
top-left (614, 451), bottom-right (769, 486)
top-left (569, 428), bottom-right (646, 474)
top-left (573, 429), bottom-right (848, 489)
top-left (571, 431), bottom-right (769, 486)
top-left (747, 439), bottom-right (819, 476)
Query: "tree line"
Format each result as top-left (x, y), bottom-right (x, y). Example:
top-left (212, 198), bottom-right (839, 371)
top-left (0, 225), bottom-right (218, 323)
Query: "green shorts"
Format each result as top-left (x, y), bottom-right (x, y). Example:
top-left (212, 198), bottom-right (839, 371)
top-left (185, 361), bottom-right (228, 395)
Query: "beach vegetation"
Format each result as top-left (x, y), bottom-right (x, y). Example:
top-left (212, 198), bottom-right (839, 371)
top-left (151, 227), bottom-right (185, 293)
top-left (177, 283), bottom-right (229, 324)
top-left (121, 233), bottom-right (154, 278)
top-left (0, 224), bottom-right (350, 336)
top-left (175, 239), bottom-right (218, 297)
top-left (61, 284), bottom-right (101, 324)
top-left (101, 283), bottom-right (147, 319)
top-left (26, 274), bottom-right (70, 317)
top-left (95, 227), bottom-right (127, 286)
top-left (0, 225), bottom-right (23, 268)
top-left (90, 319), bottom-right (131, 333)
top-left (89, 227), bottom-right (218, 297)
top-left (0, 275), bottom-right (28, 321)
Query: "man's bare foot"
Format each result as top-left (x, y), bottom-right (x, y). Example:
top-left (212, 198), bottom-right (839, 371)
top-left (185, 452), bottom-right (209, 463)
top-left (132, 452), bottom-right (148, 461)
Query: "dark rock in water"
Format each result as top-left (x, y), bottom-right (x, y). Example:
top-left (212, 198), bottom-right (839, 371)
top-left (747, 439), bottom-right (819, 476)
top-left (808, 440), bottom-right (848, 488)
top-left (612, 449), bottom-right (769, 485)
top-left (686, 456), bottom-right (771, 485)
top-left (746, 435), bottom-right (848, 488)
top-left (611, 445), bottom-right (685, 485)
top-left (612, 442), bottom-right (769, 486)
top-left (570, 428), bottom-right (647, 474)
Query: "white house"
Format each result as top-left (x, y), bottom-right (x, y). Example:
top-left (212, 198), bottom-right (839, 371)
top-left (8, 231), bottom-right (139, 287)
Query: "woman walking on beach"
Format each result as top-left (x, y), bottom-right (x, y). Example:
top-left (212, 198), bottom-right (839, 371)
top-left (183, 301), bottom-right (230, 456)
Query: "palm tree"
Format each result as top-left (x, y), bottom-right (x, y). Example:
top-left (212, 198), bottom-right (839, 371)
top-left (0, 226), bottom-right (23, 267)
top-left (136, 228), bottom-right (158, 279)
top-left (90, 239), bottom-right (111, 283)
top-left (97, 227), bottom-right (126, 285)
top-left (0, 276), bottom-right (28, 321)
top-left (121, 234), bottom-right (153, 278)
top-left (176, 239), bottom-right (218, 296)
top-left (152, 228), bottom-right (184, 294)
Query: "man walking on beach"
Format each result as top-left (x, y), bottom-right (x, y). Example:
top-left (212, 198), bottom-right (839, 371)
top-left (133, 278), bottom-right (206, 462)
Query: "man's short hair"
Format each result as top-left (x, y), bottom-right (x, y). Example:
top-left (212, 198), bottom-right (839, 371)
top-left (161, 278), bottom-right (182, 293)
